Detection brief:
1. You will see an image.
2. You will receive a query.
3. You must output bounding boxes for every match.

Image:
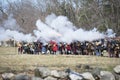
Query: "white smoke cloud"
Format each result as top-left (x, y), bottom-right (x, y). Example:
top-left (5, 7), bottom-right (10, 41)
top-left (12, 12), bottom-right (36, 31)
top-left (106, 29), bottom-right (116, 38)
top-left (0, 14), bottom-right (35, 42)
top-left (46, 14), bottom-right (76, 34)
top-left (0, 28), bottom-right (35, 42)
top-left (3, 14), bottom-right (23, 31)
top-left (0, 13), bottom-right (116, 43)
top-left (33, 19), bottom-right (61, 42)
top-left (45, 13), bottom-right (57, 26)
top-left (34, 13), bottom-right (106, 43)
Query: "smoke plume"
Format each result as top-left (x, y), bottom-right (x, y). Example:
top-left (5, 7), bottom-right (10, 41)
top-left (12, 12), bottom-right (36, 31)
top-left (0, 13), bottom-right (116, 43)
top-left (2, 14), bottom-right (23, 31)
top-left (0, 14), bottom-right (35, 42)
top-left (34, 13), bottom-right (106, 43)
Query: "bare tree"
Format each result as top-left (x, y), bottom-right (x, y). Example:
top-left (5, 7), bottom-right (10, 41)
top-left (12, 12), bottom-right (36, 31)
top-left (0, 0), bottom-right (8, 24)
top-left (0, 0), bottom-right (119, 35)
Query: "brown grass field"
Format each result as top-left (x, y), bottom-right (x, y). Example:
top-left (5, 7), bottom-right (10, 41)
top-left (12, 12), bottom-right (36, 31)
top-left (0, 47), bottom-right (120, 76)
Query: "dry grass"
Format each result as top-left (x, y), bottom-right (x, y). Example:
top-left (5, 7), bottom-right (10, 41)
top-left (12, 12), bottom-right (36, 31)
top-left (0, 47), bottom-right (120, 74)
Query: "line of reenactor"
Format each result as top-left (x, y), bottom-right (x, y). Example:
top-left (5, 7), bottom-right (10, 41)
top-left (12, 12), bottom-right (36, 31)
top-left (17, 38), bottom-right (120, 58)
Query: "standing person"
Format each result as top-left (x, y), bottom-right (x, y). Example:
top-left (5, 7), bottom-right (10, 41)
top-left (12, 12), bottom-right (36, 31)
top-left (107, 41), bottom-right (114, 57)
top-left (48, 43), bottom-right (52, 54)
top-left (76, 42), bottom-right (82, 55)
top-left (83, 41), bottom-right (88, 55)
top-left (23, 43), bottom-right (30, 54)
top-left (29, 44), bottom-right (34, 54)
top-left (95, 40), bottom-right (102, 56)
top-left (52, 44), bottom-right (58, 55)
top-left (18, 46), bottom-right (23, 54)
top-left (34, 43), bottom-right (39, 54)
top-left (41, 44), bottom-right (47, 54)
top-left (17, 42), bottom-right (23, 54)
top-left (114, 44), bottom-right (120, 58)
top-left (58, 43), bottom-right (63, 54)
top-left (38, 43), bottom-right (42, 54)
top-left (71, 42), bottom-right (77, 55)
top-left (62, 43), bottom-right (66, 54)
top-left (66, 44), bottom-right (71, 55)
top-left (87, 42), bottom-right (94, 55)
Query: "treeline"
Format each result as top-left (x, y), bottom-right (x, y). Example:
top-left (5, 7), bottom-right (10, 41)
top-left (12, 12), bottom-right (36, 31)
top-left (0, 0), bottom-right (120, 35)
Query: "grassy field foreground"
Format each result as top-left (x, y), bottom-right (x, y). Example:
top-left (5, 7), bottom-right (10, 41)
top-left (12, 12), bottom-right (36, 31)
top-left (0, 47), bottom-right (120, 74)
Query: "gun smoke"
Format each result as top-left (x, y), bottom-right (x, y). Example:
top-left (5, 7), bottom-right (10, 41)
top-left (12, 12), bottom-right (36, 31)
top-left (0, 13), bottom-right (115, 43)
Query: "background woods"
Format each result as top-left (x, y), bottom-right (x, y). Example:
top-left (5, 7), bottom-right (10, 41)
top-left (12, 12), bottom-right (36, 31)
top-left (0, 0), bottom-right (120, 35)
